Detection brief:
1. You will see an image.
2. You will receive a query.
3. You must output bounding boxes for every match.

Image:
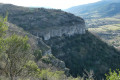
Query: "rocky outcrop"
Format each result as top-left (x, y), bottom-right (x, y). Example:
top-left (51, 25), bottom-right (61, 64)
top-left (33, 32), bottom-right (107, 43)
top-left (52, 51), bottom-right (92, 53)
top-left (37, 38), bottom-right (51, 54)
top-left (1, 3), bottom-right (86, 53)
top-left (40, 54), bottom-right (70, 76)
top-left (31, 24), bottom-right (86, 40)
top-left (6, 22), bottom-right (51, 54)
top-left (0, 3), bottom-right (86, 40)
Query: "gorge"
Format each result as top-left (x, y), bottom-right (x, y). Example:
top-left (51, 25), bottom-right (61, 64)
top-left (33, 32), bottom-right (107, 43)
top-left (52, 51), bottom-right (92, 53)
top-left (0, 3), bottom-right (120, 80)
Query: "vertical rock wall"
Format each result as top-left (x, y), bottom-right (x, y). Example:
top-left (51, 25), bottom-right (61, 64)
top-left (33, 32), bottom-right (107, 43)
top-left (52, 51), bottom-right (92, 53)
top-left (31, 24), bottom-right (86, 40)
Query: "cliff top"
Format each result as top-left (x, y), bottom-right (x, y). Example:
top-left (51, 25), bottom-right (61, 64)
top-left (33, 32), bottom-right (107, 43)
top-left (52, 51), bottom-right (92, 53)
top-left (0, 3), bottom-right (85, 31)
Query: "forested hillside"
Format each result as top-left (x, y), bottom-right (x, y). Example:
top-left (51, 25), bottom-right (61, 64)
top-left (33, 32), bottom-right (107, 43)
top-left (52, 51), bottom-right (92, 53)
top-left (0, 3), bottom-right (120, 80)
top-left (45, 31), bottom-right (120, 80)
top-left (0, 14), bottom-right (86, 80)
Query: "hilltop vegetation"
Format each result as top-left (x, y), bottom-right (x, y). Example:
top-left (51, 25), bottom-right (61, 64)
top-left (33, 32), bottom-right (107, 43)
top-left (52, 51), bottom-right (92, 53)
top-left (0, 4), bottom-right (83, 32)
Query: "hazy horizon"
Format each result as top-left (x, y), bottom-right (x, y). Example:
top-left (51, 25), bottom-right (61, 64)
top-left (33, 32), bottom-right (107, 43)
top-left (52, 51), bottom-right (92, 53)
top-left (0, 0), bottom-right (101, 9)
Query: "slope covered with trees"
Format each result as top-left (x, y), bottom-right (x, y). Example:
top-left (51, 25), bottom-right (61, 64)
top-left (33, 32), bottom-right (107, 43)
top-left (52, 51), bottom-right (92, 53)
top-left (45, 31), bottom-right (120, 80)
top-left (0, 3), bottom-right (120, 80)
top-left (0, 14), bottom-right (91, 80)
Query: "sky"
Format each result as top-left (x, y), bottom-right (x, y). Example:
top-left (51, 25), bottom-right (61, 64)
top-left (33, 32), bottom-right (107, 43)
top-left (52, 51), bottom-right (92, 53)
top-left (0, 0), bottom-right (101, 9)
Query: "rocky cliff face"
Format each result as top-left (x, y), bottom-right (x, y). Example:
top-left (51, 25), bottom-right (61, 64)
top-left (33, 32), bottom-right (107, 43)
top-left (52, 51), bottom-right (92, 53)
top-left (0, 3), bottom-right (86, 77)
top-left (6, 21), bottom-right (69, 75)
top-left (0, 3), bottom-right (86, 40)
top-left (31, 24), bottom-right (86, 40)
top-left (39, 54), bottom-right (70, 76)
top-left (0, 3), bottom-right (86, 55)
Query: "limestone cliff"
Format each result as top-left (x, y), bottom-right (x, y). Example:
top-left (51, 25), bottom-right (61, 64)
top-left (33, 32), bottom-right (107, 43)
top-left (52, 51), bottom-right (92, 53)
top-left (0, 3), bottom-right (86, 40)
top-left (1, 3), bottom-right (120, 80)
top-left (6, 22), bottom-right (69, 75)
top-left (0, 3), bottom-right (86, 78)
top-left (31, 24), bottom-right (85, 40)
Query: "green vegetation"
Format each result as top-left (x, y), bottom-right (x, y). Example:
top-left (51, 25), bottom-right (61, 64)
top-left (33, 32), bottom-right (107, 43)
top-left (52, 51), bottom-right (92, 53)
top-left (0, 15), bottom-right (93, 80)
top-left (1, 3), bottom-right (120, 80)
top-left (66, 0), bottom-right (120, 51)
top-left (0, 15), bottom-right (8, 37)
top-left (105, 69), bottom-right (120, 80)
top-left (0, 4), bottom-right (84, 31)
top-left (0, 68), bottom-right (93, 80)
top-left (66, 1), bottom-right (120, 79)
top-left (46, 31), bottom-right (120, 80)
top-left (0, 15), bottom-right (39, 80)
top-left (34, 49), bottom-right (42, 61)
top-left (41, 55), bottom-right (52, 64)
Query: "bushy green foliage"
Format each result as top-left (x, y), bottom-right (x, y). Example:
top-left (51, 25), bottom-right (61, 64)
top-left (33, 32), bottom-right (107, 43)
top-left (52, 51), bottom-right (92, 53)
top-left (34, 49), bottom-right (42, 61)
top-left (0, 14), bottom-right (8, 56)
top-left (0, 15), bottom-right (88, 80)
top-left (0, 14), bottom-right (8, 37)
top-left (38, 69), bottom-right (85, 80)
top-left (41, 56), bottom-right (52, 64)
top-left (46, 31), bottom-right (120, 80)
top-left (0, 15), bottom-right (37, 80)
top-left (23, 61), bottom-right (41, 78)
top-left (3, 34), bottom-right (33, 78)
top-left (105, 69), bottom-right (120, 80)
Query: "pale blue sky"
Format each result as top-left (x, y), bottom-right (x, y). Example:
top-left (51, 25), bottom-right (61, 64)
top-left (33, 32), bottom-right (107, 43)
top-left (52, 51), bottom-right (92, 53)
top-left (0, 0), bottom-right (101, 9)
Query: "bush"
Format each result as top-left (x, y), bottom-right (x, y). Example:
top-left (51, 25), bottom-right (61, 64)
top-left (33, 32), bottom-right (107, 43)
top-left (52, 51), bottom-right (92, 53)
top-left (34, 49), bottom-right (42, 61)
top-left (105, 69), bottom-right (120, 80)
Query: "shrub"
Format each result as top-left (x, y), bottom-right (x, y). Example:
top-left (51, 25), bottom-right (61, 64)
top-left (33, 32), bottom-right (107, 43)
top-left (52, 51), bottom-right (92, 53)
top-left (105, 69), bottom-right (120, 80)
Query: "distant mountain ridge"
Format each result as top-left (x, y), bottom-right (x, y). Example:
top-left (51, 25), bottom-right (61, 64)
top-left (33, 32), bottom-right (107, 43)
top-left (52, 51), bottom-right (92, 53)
top-left (65, 0), bottom-right (120, 50)
top-left (65, 0), bottom-right (120, 18)
top-left (102, 0), bottom-right (120, 2)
